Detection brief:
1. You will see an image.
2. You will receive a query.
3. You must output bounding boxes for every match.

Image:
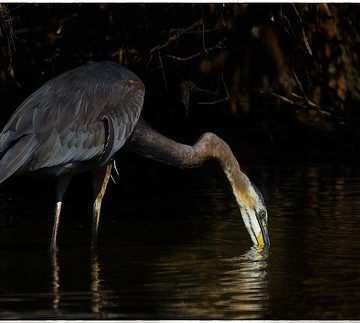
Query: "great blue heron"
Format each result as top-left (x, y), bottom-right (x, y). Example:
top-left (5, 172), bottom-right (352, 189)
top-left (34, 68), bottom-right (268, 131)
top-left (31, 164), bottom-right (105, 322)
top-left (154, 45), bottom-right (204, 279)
top-left (0, 61), bottom-right (269, 251)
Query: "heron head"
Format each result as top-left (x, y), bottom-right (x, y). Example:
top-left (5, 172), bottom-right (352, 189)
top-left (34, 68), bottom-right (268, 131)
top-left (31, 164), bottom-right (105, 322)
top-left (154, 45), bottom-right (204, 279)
top-left (234, 181), bottom-right (270, 248)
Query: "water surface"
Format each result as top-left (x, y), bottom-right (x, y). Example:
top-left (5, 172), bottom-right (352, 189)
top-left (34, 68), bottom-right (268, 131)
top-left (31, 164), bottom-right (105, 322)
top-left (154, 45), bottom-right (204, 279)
top-left (0, 161), bottom-right (359, 319)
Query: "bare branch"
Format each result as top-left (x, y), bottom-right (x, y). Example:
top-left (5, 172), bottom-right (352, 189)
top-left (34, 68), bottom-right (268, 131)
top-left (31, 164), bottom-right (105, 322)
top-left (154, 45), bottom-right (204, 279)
top-left (158, 50), bottom-right (168, 90)
top-left (292, 65), bottom-right (308, 100)
top-left (292, 4), bottom-right (312, 56)
top-left (149, 19), bottom-right (203, 55)
top-left (270, 91), bottom-right (332, 117)
top-left (165, 44), bottom-right (226, 62)
top-left (289, 92), bottom-right (317, 108)
top-left (0, 4), bottom-right (15, 69)
top-left (168, 27), bottom-right (218, 34)
top-left (202, 20), bottom-right (209, 55)
top-left (198, 72), bottom-right (230, 105)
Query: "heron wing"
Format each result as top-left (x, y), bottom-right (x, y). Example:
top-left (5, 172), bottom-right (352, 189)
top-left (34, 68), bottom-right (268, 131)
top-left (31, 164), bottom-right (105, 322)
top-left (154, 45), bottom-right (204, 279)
top-left (0, 62), bottom-right (145, 172)
top-left (0, 134), bottom-right (38, 183)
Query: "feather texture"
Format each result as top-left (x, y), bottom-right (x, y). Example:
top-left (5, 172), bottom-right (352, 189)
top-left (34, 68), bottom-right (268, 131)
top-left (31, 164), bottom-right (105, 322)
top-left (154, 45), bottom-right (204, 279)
top-left (0, 61), bottom-right (145, 180)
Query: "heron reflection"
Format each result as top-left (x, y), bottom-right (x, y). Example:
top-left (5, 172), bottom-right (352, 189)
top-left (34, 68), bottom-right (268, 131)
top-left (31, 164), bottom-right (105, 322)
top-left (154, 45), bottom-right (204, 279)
top-left (50, 252), bottom-right (60, 312)
top-left (50, 252), bottom-right (110, 317)
top-left (218, 246), bottom-right (269, 318)
top-left (91, 253), bottom-right (111, 316)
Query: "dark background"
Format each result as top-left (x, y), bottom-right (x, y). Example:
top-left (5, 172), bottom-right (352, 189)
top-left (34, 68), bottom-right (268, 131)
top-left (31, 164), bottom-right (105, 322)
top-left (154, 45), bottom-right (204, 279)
top-left (1, 5), bottom-right (360, 319)
top-left (1, 3), bottom-right (360, 163)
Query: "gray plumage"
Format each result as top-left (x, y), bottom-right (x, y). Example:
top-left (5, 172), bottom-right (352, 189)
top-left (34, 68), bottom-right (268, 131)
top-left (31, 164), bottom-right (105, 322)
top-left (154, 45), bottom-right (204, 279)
top-left (0, 61), bottom-right (144, 181)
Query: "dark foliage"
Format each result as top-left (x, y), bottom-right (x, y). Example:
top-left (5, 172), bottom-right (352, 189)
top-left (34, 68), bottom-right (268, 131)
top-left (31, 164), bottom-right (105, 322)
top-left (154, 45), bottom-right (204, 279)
top-left (1, 3), bottom-right (360, 161)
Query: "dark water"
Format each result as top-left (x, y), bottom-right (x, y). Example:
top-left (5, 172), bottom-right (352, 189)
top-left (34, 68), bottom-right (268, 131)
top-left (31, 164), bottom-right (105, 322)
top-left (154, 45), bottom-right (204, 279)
top-left (0, 161), bottom-right (360, 319)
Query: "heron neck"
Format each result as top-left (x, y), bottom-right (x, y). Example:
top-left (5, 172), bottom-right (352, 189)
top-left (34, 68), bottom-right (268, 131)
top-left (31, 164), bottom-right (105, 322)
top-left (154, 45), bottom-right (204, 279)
top-left (127, 118), bottom-right (193, 167)
top-left (128, 119), bottom-right (255, 207)
top-left (191, 133), bottom-right (255, 208)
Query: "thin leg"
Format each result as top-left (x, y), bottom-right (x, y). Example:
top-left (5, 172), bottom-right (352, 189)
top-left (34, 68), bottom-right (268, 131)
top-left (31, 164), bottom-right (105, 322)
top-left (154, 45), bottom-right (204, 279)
top-left (91, 164), bottom-right (112, 249)
top-left (50, 175), bottom-right (72, 252)
top-left (50, 202), bottom-right (62, 252)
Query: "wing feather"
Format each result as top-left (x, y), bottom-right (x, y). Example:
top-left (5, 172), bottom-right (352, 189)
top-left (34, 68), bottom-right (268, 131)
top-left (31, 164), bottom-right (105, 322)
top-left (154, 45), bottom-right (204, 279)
top-left (0, 61), bottom-right (145, 174)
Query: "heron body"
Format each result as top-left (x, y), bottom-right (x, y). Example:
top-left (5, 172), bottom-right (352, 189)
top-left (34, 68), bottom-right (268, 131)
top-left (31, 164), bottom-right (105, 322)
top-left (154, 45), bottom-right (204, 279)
top-left (0, 61), bottom-right (269, 251)
top-left (0, 62), bottom-right (144, 177)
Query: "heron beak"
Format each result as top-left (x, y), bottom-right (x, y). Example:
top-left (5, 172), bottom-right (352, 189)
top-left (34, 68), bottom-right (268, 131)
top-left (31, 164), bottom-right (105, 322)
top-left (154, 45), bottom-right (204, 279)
top-left (256, 215), bottom-right (270, 248)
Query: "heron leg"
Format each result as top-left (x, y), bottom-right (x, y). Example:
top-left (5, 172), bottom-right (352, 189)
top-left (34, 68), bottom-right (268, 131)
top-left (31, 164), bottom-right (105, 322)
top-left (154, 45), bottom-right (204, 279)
top-left (50, 175), bottom-right (72, 252)
top-left (91, 164), bottom-right (113, 249)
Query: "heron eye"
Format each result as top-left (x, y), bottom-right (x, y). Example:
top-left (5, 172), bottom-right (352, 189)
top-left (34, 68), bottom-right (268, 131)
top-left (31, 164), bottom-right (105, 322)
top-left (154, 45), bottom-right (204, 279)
top-left (258, 210), bottom-right (266, 220)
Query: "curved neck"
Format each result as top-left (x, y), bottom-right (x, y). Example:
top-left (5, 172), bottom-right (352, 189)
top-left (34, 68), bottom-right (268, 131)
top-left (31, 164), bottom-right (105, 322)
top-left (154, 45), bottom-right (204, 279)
top-left (188, 132), bottom-right (255, 208)
top-left (128, 118), bottom-right (255, 207)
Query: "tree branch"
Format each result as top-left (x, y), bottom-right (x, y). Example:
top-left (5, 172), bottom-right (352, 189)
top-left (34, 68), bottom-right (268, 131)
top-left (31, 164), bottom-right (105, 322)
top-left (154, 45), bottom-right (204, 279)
top-left (165, 44), bottom-right (226, 62)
